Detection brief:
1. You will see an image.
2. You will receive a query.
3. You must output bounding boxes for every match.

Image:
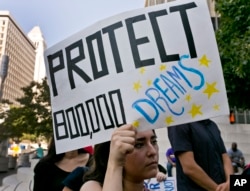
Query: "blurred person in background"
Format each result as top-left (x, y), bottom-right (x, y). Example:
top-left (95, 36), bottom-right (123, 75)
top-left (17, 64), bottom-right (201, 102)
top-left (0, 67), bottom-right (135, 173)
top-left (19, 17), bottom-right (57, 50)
top-left (227, 142), bottom-right (245, 173)
top-left (33, 137), bottom-right (92, 191)
top-left (166, 147), bottom-right (176, 177)
top-left (32, 143), bottom-right (44, 159)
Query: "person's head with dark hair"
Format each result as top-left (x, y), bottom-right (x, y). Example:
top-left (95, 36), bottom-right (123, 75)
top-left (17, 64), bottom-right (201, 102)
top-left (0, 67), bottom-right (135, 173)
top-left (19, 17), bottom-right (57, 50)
top-left (80, 124), bottom-right (159, 191)
top-left (33, 136), bottom-right (93, 191)
top-left (231, 142), bottom-right (237, 152)
top-left (39, 137), bottom-right (91, 164)
top-left (83, 141), bottom-right (110, 185)
top-left (39, 136), bottom-right (65, 163)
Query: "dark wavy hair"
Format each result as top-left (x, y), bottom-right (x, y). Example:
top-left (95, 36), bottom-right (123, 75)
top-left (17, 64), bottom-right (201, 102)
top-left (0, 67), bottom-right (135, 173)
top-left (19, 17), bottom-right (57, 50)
top-left (83, 141), bottom-right (110, 185)
top-left (83, 129), bottom-right (156, 185)
top-left (39, 137), bottom-right (89, 164)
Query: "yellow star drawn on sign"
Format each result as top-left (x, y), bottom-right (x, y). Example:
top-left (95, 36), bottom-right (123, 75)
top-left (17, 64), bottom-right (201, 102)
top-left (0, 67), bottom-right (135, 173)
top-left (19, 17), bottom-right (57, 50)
top-left (132, 120), bottom-right (140, 128)
top-left (213, 104), bottom-right (220, 111)
top-left (133, 81), bottom-right (142, 93)
top-left (185, 94), bottom-right (192, 102)
top-left (165, 116), bottom-right (174, 125)
top-left (159, 64), bottom-right (166, 71)
top-left (203, 82), bottom-right (219, 99)
top-left (147, 80), bottom-right (152, 86)
top-left (139, 67), bottom-right (146, 74)
top-left (199, 55), bottom-right (211, 67)
top-left (188, 104), bottom-right (203, 118)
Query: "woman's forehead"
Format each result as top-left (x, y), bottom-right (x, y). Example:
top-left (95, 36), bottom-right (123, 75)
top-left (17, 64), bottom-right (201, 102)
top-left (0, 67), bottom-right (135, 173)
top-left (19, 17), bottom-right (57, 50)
top-left (136, 130), bottom-right (155, 138)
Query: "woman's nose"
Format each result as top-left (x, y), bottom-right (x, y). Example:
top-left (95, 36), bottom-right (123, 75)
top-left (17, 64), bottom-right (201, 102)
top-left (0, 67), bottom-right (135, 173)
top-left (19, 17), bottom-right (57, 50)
top-left (147, 143), bottom-right (158, 156)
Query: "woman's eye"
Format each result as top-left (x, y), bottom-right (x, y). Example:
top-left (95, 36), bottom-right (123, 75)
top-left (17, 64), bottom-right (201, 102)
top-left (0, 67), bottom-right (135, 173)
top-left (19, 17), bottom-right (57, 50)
top-left (152, 139), bottom-right (158, 145)
top-left (134, 143), bottom-right (144, 148)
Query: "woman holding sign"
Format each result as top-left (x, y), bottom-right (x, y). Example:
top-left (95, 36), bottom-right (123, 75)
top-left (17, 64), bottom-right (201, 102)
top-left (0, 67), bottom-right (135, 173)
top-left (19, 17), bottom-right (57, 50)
top-left (80, 124), bottom-right (161, 191)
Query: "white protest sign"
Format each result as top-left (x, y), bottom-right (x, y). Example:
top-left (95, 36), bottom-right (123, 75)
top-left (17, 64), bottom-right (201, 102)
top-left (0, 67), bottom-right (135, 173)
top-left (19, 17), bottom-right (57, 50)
top-left (144, 177), bottom-right (177, 191)
top-left (45, 0), bottom-right (229, 153)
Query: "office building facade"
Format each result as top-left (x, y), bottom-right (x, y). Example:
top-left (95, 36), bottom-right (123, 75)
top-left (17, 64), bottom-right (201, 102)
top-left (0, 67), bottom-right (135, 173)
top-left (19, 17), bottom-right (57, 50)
top-left (0, 11), bottom-right (36, 105)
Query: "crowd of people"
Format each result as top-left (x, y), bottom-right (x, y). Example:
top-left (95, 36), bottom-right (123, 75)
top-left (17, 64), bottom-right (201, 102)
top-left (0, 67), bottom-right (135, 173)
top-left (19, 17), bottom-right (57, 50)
top-left (32, 120), bottom-right (249, 191)
top-left (33, 125), bottom-right (167, 191)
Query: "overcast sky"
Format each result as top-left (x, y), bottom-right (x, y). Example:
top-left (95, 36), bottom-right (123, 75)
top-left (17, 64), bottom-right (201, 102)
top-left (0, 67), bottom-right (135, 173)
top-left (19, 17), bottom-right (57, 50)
top-left (1, 0), bottom-right (145, 47)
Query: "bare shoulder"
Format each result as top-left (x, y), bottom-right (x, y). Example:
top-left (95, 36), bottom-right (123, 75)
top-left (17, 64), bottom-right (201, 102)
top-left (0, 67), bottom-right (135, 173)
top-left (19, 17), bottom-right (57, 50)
top-left (80, 180), bottom-right (102, 191)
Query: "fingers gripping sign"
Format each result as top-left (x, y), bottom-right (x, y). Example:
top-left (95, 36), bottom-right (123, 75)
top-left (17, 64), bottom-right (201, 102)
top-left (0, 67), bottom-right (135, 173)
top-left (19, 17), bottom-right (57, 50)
top-left (109, 124), bottom-right (136, 166)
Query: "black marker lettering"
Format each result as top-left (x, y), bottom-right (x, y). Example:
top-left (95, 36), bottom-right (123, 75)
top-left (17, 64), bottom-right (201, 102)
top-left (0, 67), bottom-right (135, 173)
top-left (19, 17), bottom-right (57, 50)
top-left (170, 2), bottom-right (197, 58)
top-left (102, 21), bottom-right (123, 73)
top-left (47, 50), bottom-right (65, 96)
top-left (126, 14), bottom-right (155, 68)
top-left (86, 31), bottom-right (109, 79)
top-left (65, 40), bottom-right (92, 89)
top-left (148, 9), bottom-right (180, 62)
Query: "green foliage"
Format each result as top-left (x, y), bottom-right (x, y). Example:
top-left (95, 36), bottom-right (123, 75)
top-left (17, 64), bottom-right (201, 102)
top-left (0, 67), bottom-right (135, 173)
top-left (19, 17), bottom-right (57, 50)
top-left (215, 0), bottom-right (250, 108)
top-left (0, 78), bottom-right (53, 140)
top-left (20, 133), bottom-right (37, 142)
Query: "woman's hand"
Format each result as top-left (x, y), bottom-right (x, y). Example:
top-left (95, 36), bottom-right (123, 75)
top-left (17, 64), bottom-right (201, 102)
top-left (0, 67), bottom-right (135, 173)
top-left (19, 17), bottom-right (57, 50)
top-left (109, 124), bottom-right (136, 167)
top-left (156, 172), bottom-right (167, 182)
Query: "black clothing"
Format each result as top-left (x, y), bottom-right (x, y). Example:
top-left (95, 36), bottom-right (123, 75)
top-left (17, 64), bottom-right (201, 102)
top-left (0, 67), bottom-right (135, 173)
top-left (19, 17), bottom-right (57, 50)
top-left (62, 166), bottom-right (89, 191)
top-left (158, 164), bottom-right (167, 174)
top-left (33, 161), bottom-right (70, 191)
top-left (168, 119), bottom-right (227, 191)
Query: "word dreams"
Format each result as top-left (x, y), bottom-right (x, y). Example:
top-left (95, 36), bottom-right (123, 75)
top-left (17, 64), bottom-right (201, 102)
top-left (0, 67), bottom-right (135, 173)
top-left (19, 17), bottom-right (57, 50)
top-left (132, 55), bottom-right (204, 123)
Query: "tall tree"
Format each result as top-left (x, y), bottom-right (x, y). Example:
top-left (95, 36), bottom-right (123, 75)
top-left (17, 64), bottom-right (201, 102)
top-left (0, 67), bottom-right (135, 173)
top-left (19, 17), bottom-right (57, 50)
top-left (0, 78), bottom-right (53, 140)
top-left (215, 0), bottom-right (250, 109)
